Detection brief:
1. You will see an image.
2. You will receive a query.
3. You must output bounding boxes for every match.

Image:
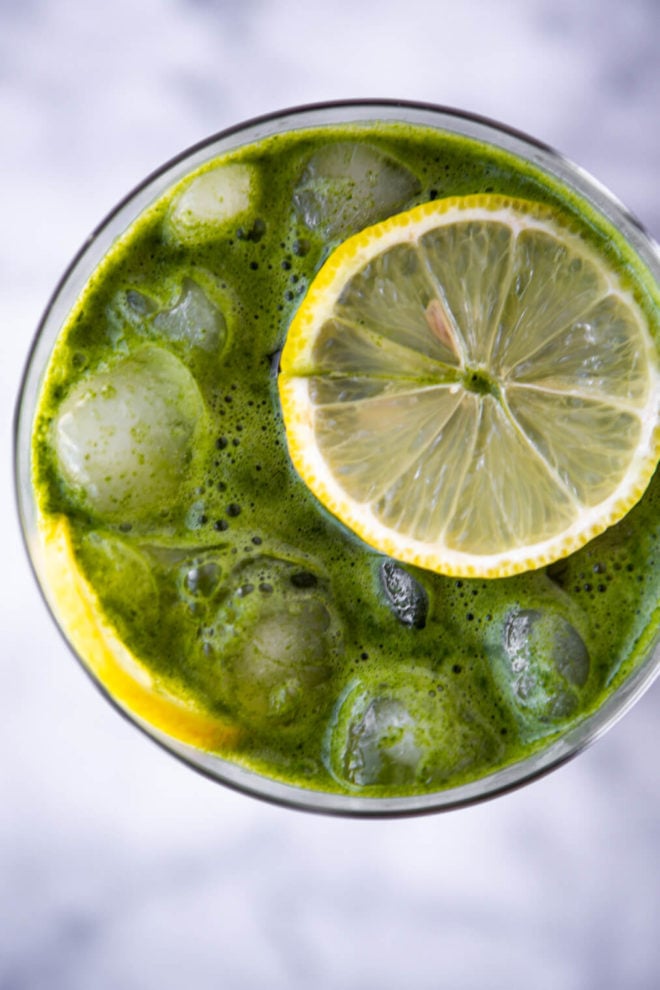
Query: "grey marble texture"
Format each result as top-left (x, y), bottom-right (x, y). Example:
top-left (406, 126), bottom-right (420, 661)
top-left (2, 0), bottom-right (659, 987)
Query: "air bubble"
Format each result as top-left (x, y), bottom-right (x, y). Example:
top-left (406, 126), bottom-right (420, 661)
top-left (291, 571), bottom-right (318, 589)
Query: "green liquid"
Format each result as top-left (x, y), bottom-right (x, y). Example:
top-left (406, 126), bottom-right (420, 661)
top-left (32, 121), bottom-right (660, 797)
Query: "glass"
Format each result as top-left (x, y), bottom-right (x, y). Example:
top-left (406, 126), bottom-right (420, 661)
top-left (14, 100), bottom-right (660, 816)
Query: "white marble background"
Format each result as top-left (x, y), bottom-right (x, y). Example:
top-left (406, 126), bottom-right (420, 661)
top-left (2, 1), bottom-right (659, 987)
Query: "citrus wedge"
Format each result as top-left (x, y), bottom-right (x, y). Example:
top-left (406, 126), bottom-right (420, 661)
top-left (279, 195), bottom-right (660, 578)
top-left (40, 515), bottom-right (241, 751)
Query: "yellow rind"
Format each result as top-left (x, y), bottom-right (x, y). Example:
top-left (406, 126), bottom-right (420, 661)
top-left (40, 515), bottom-right (240, 751)
top-left (279, 195), bottom-right (660, 579)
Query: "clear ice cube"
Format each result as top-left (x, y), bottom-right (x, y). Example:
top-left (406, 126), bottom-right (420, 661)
top-left (125, 289), bottom-right (158, 319)
top-left (379, 560), bottom-right (429, 628)
top-left (198, 555), bottom-right (344, 732)
top-left (53, 346), bottom-right (207, 523)
top-left (292, 142), bottom-right (420, 240)
top-left (341, 696), bottom-right (422, 787)
top-left (328, 667), bottom-right (502, 790)
top-left (168, 163), bottom-right (256, 241)
top-left (153, 278), bottom-right (227, 353)
top-left (494, 607), bottom-right (591, 727)
top-left (112, 278), bottom-right (227, 354)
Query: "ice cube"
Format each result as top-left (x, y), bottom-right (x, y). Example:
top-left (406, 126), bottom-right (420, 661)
top-left (197, 555), bottom-right (344, 732)
top-left (112, 278), bottom-right (227, 354)
top-left (125, 289), bottom-right (158, 319)
top-left (168, 163), bottom-right (256, 241)
top-left (328, 667), bottom-right (502, 790)
top-left (493, 607), bottom-right (591, 727)
top-left (153, 278), bottom-right (227, 353)
top-left (104, 287), bottom-right (157, 342)
top-left (292, 142), bottom-right (420, 240)
top-left (341, 696), bottom-right (422, 787)
top-left (53, 346), bottom-right (207, 523)
top-left (379, 560), bottom-right (429, 628)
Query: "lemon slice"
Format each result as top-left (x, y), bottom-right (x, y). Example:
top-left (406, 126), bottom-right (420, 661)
top-left (279, 195), bottom-right (660, 578)
top-left (40, 515), bottom-right (241, 751)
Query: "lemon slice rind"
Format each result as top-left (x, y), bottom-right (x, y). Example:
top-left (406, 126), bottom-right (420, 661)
top-left (39, 515), bottom-right (240, 750)
top-left (279, 195), bottom-right (660, 578)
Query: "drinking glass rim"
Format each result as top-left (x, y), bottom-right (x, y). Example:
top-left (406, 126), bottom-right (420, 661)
top-left (13, 98), bottom-right (660, 817)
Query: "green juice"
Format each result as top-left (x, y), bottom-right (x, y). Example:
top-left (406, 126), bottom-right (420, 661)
top-left (29, 115), bottom-right (660, 800)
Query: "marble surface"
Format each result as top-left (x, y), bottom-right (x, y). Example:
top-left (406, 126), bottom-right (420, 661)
top-left (2, 0), bottom-right (659, 987)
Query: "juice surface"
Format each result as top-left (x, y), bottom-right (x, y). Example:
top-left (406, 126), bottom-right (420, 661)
top-left (31, 120), bottom-right (660, 796)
